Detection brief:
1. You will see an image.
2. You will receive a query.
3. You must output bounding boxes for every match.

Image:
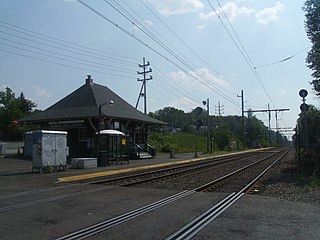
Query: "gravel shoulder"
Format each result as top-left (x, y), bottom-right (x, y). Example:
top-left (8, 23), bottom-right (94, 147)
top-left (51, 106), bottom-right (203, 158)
top-left (254, 150), bottom-right (320, 205)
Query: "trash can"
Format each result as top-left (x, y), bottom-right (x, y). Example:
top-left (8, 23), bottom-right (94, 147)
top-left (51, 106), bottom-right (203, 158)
top-left (98, 151), bottom-right (108, 167)
top-left (170, 149), bottom-right (175, 158)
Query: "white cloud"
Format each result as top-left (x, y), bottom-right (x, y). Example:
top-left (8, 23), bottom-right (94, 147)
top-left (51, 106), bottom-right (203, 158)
top-left (279, 89), bottom-right (287, 95)
top-left (144, 20), bottom-right (153, 26)
top-left (170, 67), bottom-right (229, 91)
top-left (150, 0), bottom-right (204, 16)
top-left (169, 97), bottom-right (199, 111)
top-left (199, 2), bottom-right (255, 21)
top-left (0, 84), bottom-right (10, 91)
top-left (32, 86), bottom-right (51, 97)
top-left (196, 24), bottom-right (205, 30)
top-left (255, 1), bottom-right (284, 25)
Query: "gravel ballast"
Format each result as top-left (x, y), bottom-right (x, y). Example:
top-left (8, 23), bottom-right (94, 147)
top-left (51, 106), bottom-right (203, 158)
top-left (253, 150), bottom-right (320, 205)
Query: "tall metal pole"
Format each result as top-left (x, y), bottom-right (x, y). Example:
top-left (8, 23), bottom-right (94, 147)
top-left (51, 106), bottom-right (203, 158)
top-left (297, 124), bottom-right (301, 166)
top-left (97, 104), bottom-right (102, 158)
top-left (275, 111), bottom-right (278, 147)
top-left (137, 57), bottom-right (152, 114)
top-left (237, 90), bottom-right (245, 148)
top-left (268, 103), bottom-right (271, 147)
top-left (143, 58), bottom-right (147, 114)
top-left (194, 130), bottom-right (198, 158)
top-left (137, 57), bottom-right (152, 143)
top-left (206, 98), bottom-right (209, 153)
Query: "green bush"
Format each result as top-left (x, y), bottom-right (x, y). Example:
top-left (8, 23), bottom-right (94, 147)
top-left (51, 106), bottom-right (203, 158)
top-left (148, 133), bottom-right (207, 153)
top-left (148, 133), bottom-right (177, 152)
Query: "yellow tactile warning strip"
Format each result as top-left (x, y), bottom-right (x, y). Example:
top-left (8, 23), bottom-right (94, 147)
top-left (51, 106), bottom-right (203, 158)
top-left (57, 156), bottom-right (211, 183)
top-left (57, 148), bottom-right (271, 183)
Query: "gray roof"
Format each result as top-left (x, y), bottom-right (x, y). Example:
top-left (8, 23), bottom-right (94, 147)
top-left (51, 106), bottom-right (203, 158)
top-left (20, 79), bottom-right (164, 125)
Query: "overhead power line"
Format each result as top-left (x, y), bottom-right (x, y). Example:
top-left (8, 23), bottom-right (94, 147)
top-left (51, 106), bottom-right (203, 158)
top-left (0, 22), bottom-right (137, 67)
top-left (0, 20), bottom-right (139, 63)
top-left (140, 0), bottom-right (221, 77)
top-left (0, 48), bottom-right (133, 79)
top-left (0, 41), bottom-right (135, 75)
top-left (0, 36), bottom-right (135, 74)
top-left (140, 0), bottom-right (240, 97)
top-left (254, 46), bottom-right (311, 69)
top-left (79, 0), bottom-right (239, 107)
top-left (207, 0), bottom-right (275, 107)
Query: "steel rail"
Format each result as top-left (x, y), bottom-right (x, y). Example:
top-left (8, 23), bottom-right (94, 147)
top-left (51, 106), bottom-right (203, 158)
top-left (165, 149), bottom-right (289, 240)
top-left (95, 152), bottom-right (263, 187)
top-left (56, 149), bottom-right (286, 240)
top-left (0, 151), bottom-right (262, 213)
top-left (56, 190), bottom-right (196, 240)
top-left (0, 186), bottom-right (110, 213)
top-left (89, 151), bottom-right (260, 185)
top-left (0, 151), bottom-right (259, 201)
top-left (194, 150), bottom-right (281, 192)
top-left (120, 150), bottom-right (280, 189)
top-left (0, 183), bottom-right (79, 200)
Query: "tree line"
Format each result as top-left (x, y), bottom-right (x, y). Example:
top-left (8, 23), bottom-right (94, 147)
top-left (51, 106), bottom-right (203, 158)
top-left (148, 106), bottom-right (287, 150)
top-left (0, 87), bottom-right (37, 140)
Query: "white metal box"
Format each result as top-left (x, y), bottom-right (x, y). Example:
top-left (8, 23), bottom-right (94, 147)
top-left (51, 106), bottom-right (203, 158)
top-left (32, 130), bottom-right (68, 171)
top-left (71, 158), bottom-right (97, 169)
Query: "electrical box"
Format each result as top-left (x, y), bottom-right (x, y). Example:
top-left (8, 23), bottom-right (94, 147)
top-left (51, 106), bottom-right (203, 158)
top-left (32, 130), bottom-right (68, 172)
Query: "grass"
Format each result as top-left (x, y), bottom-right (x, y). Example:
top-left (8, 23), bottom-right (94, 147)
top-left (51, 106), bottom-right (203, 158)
top-left (305, 176), bottom-right (320, 190)
top-left (148, 132), bottom-right (207, 153)
top-left (171, 133), bottom-right (207, 153)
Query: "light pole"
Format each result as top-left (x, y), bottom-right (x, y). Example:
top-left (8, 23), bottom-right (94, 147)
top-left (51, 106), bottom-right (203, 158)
top-left (194, 106), bottom-right (202, 158)
top-left (97, 100), bottom-right (114, 158)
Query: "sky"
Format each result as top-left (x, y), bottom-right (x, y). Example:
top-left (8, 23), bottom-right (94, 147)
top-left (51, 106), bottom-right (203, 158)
top-left (0, 0), bottom-right (318, 140)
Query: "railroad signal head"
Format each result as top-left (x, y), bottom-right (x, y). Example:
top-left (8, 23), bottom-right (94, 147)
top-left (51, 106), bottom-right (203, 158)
top-left (299, 89), bottom-right (308, 98)
top-left (300, 103), bottom-right (309, 112)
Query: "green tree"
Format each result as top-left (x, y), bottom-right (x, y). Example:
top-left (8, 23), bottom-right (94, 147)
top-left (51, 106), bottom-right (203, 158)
top-left (303, 0), bottom-right (320, 95)
top-left (149, 107), bottom-right (192, 131)
top-left (213, 129), bottom-right (231, 150)
top-left (296, 105), bottom-right (320, 175)
top-left (0, 87), bottom-right (37, 140)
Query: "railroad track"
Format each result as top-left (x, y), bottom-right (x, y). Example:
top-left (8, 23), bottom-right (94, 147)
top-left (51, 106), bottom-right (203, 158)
top-left (88, 151), bottom-right (261, 186)
top-left (56, 148), bottom-right (288, 240)
top-left (0, 151), bottom-right (261, 213)
top-left (165, 149), bottom-right (288, 240)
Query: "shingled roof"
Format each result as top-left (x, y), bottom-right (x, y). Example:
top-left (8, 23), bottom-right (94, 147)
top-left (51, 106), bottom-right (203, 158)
top-left (20, 76), bottom-right (164, 125)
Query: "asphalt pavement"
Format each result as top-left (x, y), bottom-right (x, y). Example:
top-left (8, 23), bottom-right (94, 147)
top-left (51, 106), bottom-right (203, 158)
top-left (0, 151), bottom-right (319, 239)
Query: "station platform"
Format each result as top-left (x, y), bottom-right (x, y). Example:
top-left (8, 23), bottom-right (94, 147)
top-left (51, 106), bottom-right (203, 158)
top-left (0, 152), bottom-right (212, 179)
top-left (0, 149), bottom-right (262, 184)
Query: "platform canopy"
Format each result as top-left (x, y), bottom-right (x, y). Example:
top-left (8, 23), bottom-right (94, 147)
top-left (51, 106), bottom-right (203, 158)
top-left (96, 130), bottom-right (125, 136)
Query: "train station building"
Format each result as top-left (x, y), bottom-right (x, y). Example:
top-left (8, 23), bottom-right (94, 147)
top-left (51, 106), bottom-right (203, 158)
top-left (19, 75), bottom-right (164, 161)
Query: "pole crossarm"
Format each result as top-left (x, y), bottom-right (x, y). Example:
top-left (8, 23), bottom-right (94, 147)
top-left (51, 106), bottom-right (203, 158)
top-left (245, 108), bottom-right (290, 113)
top-left (136, 57), bottom-right (152, 114)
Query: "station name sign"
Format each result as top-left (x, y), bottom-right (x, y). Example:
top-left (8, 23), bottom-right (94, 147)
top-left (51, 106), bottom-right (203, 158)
top-left (49, 120), bottom-right (85, 130)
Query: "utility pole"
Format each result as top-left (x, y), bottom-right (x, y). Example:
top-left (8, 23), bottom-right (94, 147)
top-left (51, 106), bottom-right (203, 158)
top-left (268, 103), bottom-right (271, 147)
top-left (275, 111), bottom-right (280, 147)
top-left (237, 90), bottom-right (245, 148)
top-left (215, 101), bottom-right (224, 116)
top-left (136, 57), bottom-right (152, 114)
